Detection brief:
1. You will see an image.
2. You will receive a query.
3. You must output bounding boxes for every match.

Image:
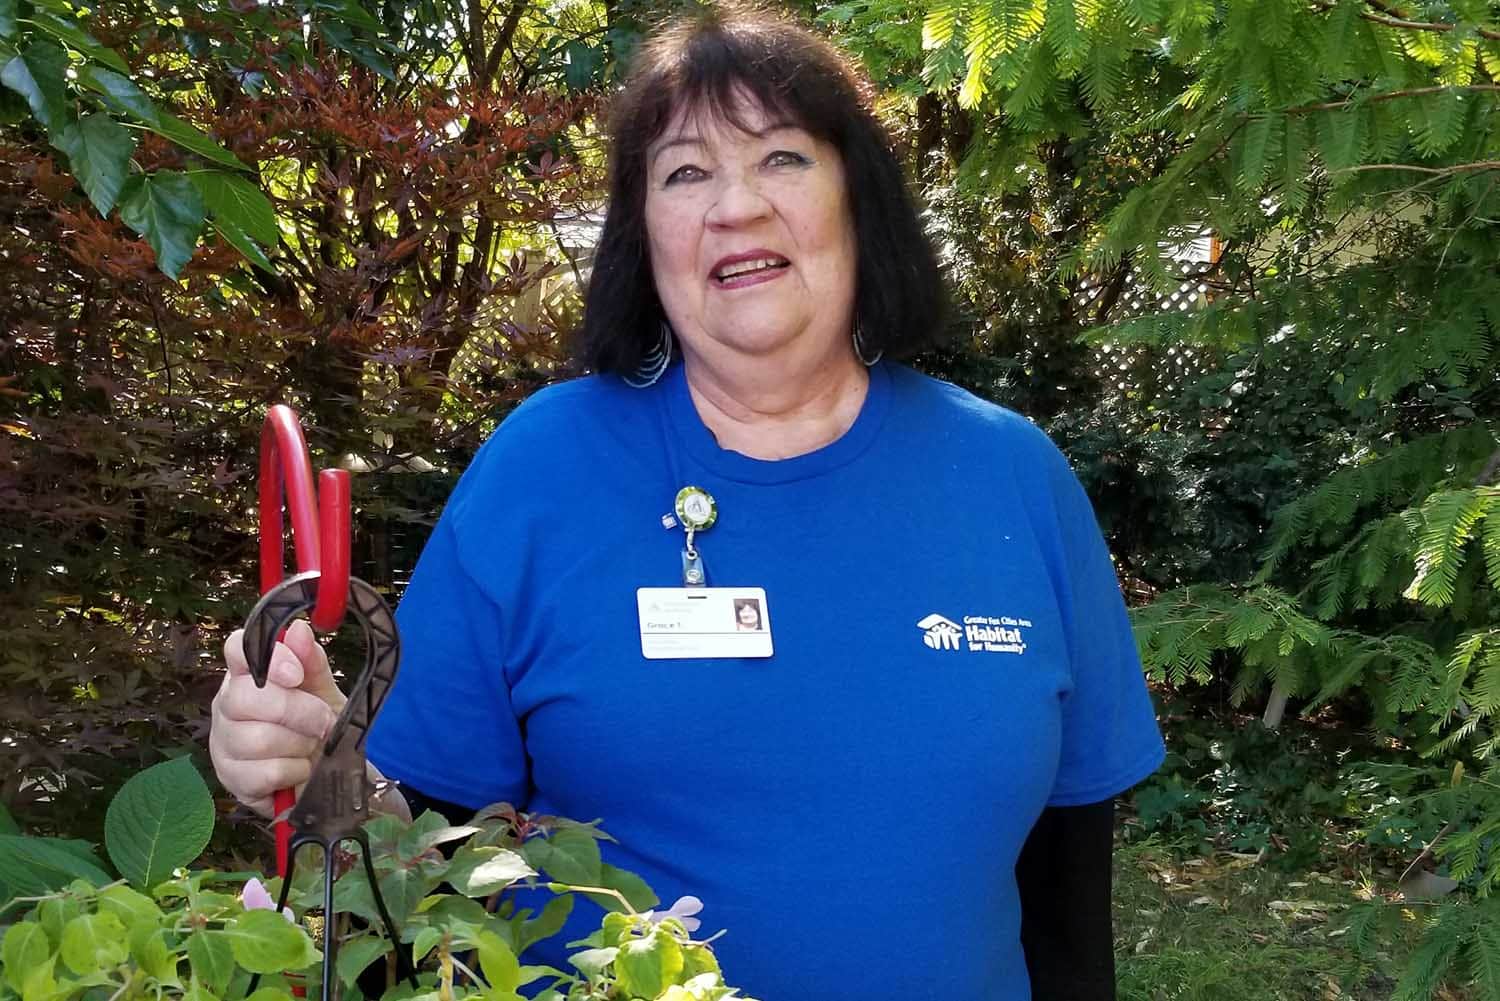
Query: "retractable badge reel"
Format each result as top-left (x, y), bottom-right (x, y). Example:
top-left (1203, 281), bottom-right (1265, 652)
top-left (674, 485), bottom-right (717, 586)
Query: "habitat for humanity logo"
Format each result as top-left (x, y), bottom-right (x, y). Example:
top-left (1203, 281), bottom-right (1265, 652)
top-left (917, 613), bottom-right (1032, 655)
top-left (917, 613), bottom-right (963, 650)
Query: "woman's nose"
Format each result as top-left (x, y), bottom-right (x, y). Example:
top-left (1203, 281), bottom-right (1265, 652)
top-left (705, 171), bottom-right (772, 228)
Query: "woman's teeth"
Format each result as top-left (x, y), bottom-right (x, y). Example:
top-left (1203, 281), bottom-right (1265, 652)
top-left (716, 258), bottom-right (786, 281)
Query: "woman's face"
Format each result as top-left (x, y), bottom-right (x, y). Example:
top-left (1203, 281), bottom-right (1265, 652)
top-left (643, 95), bottom-right (858, 367)
top-left (737, 602), bottom-right (759, 627)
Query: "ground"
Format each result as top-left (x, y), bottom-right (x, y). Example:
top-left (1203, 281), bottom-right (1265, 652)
top-left (1114, 838), bottom-right (1467, 1001)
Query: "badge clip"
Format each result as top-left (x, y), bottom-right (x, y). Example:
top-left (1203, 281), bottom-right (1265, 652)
top-left (673, 486), bottom-right (716, 588)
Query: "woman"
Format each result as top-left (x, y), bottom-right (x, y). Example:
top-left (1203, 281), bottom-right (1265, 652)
top-left (210, 7), bottom-right (1164, 999)
top-left (734, 598), bottom-right (762, 631)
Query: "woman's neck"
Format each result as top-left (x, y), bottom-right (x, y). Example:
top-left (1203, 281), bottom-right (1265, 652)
top-left (681, 348), bottom-right (869, 461)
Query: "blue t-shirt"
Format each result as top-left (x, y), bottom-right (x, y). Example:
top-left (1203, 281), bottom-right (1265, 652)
top-left (367, 360), bottom-right (1165, 1000)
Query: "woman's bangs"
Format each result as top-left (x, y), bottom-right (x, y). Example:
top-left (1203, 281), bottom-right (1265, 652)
top-left (646, 66), bottom-right (809, 153)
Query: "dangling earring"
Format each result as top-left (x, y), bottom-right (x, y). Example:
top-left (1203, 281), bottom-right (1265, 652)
top-left (623, 320), bottom-right (673, 388)
top-left (853, 318), bottom-right (882, 367)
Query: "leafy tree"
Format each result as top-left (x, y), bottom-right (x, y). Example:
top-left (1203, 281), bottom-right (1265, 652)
top-left (818, 0), bottom-right (1500, 727)
top-left (837, 0), bottom-right (1500, 991)
top-left (0, 0), bottom-right (602, 837)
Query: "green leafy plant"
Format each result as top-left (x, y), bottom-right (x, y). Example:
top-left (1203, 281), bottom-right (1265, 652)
top-left (0, 0), bottom-right (600, 848)
top-left (0, 2), bottom-right (273, 278)
top-left (0, 867), bottom-right (747, 1001)
top-left (1, 758), bottom-right (214, 913)
top-left (0, 765), bottom-right (755, 1000)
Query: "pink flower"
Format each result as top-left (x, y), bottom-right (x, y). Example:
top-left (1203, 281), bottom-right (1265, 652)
top-left (241, 877), bottom-right (296, 922)
top-left (643, 895), bottom-right (703, 933)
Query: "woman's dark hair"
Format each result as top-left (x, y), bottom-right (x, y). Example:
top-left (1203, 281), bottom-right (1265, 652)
top-left (573, 3), bottom-right (946, 375)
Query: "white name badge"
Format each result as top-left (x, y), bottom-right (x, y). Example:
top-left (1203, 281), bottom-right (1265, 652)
top-left (636, 587), bottom-right (773, 660)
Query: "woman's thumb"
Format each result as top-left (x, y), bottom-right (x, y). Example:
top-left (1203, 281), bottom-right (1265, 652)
top-left (284, 619), bottom-right (344, 709)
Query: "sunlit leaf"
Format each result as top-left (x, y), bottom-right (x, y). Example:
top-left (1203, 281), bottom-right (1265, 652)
top-left (29, 10), bottom-right (129, 73)
top-left (77, 66), bottom-right (248, 170)
top-left (1, 41), bottom-right (69, 134)
top-left (189, 170), bottom-right (277, 244)
top-left (103, 756), bottom-right (215, 887)
top-left (54, 112), bottom-right (136, 215)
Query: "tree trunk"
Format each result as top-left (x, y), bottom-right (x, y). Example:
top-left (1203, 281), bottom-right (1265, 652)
top-left (1261, 683), bottom-right (1291, 729)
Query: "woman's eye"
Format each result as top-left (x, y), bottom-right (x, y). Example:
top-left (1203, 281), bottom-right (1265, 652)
top-left (665, 165), bottom-right (706, 185)
top-left (765, 150), bottom-right (809, 167)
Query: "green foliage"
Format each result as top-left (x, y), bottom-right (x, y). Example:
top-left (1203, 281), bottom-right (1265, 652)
top-left (1260, 428), bottom-right (1497, 581)
top-left (873, 0), bottom-right (1500, 992)
top-left (2, 41), bottom-right (68, 132)
top-left (0, 758), bottom-right (213, 914)
top-left (1128, 424), bottom-right (1500, 745)
top-left (0, 836), bottom-right (110, 900)
top-left (1126, 707), bottom-right (1446, 865)
top-left (52, 112), bottom-right (135, 215)
top-left (104, 758), bottom-right (216, 892)
top-left (0, 0), bottom-right (597, 846)
top-left (1393, 899), bottom-right (1500, 1001)
top-left (189, 171), bottom-right (280, 275)
top-left (0, 1), bottom-right (284, 277)
top-left (0, 766), bottom-right (755, 1001)
top-left (116, 172), bottom-right (208, 280)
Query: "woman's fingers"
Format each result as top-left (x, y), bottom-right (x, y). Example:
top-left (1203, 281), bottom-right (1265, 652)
top-left (215, 673), bottom-right (337, 741)
top-left (224, 628), bottom-right (248, 675)
top-left (283, 619), bottom-right (346, 710)
top-left (215, 756), bottom-right (315, 814)
top-left (222, 628), bottom-right (307, 690)
top-left (214, 719), bottom-right (321, 763)
top-left (212, 620), bottom-right (346, 818)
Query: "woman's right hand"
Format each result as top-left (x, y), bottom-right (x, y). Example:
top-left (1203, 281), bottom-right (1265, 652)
top-left (210, 619), bottom-right (346, 818)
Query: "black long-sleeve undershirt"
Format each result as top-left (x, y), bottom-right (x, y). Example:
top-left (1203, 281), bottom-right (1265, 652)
top-left (1017, 799), bottom-right (1117, 1000)
top-left (398, 785), bottom-right (1117, 1000)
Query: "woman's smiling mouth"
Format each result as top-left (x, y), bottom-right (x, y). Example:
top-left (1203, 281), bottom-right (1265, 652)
top-left (711, 252), bottom-right (791, 288)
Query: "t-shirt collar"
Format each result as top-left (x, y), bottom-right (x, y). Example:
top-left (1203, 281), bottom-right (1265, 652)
top-left (659, 357), bottom-right (892, 485)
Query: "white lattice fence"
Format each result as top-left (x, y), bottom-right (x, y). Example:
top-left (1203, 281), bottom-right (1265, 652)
top-left (1076, 258), bottom-right (1221, 408)
top-left (447, 270), bottom-right (581, 386)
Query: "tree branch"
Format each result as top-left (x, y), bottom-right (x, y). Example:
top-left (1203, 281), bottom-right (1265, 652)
top-left (438, 228), bottom-right (461, 292)
top-left (459, 215), bottom-right (495, 299)
top-left (1091, 255), bottom-right (1134, 326)
top-left (483, 0), bottom-right (529, 82)
top-left (550, 216), bottom-right (585, 289)
top-left (1329, 161), bottom-right (1500, 175)
top-left (1360, 1), bottom-right (1500, 41)
top-left (464, 0), bottom-right (488, 70)
top-left (1285, 84), bottom-right (1500, 115)
top-left (146, 290), bottom-right (176, 431)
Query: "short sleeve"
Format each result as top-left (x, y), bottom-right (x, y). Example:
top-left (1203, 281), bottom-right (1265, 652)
top-left (1042, 449), bottom-right (1166, 807)
top-left (366, 508), bottom-right (529, 811)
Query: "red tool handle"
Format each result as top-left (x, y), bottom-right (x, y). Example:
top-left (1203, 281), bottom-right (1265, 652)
top-left (257, 406), bottom-right (351, 875)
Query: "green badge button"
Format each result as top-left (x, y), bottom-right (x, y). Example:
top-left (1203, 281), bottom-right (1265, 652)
top-left (674, 486), bottom-right (717, 531)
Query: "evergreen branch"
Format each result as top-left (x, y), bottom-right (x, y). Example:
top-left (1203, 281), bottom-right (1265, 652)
top-left (1404, 489), bottom-right (1490, 607)
top-left (1395, 902), bottom-right (1474, 1001)
top-left (1286, 85), bottom-right (1500, 115)
top-left (1484, 487), bottom-right (1500, 592)
top-left (1260, 426), bottom-right (1496, 577)
top-left (1330, 161), bottom-right (1500, 177)
top-left (1464, 902), bottom-right (1500, 999)
top-left (1358, 2), bottom-right (1500, 43)
top-left (1344, 899), bottom-right (1392, 956)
